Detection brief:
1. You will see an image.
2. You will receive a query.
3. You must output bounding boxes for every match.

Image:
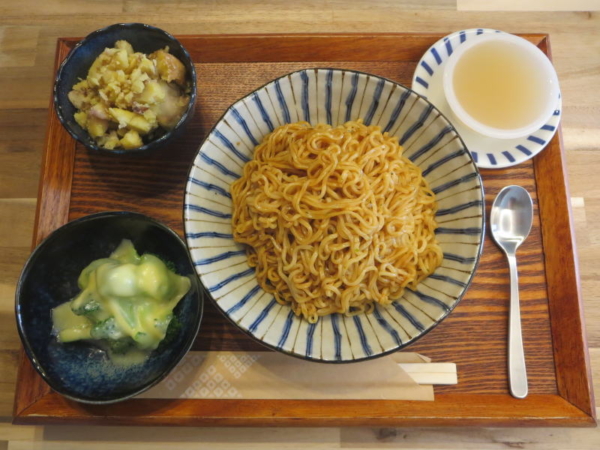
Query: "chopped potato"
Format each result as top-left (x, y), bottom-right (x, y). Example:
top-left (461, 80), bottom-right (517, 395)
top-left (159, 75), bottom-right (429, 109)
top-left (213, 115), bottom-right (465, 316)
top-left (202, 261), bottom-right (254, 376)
top-left (149, 50), bottom-right (186, 86)
top-left (129, 115), bottom-right (152, 134)
top-left (152, 81), bottom-right (189, 129)
top-left (115, 40), bottom-right (134, 55)
top-left (68, 40), bottom-right (189, 150)
top-left (87, 116), bottom-right (109, 138)
top-left (74, 111), bottom-right (88, 128)
top-left (136, 80), bottom-right (166, 105)
top-left (120, 130), bottom-right (143, 149)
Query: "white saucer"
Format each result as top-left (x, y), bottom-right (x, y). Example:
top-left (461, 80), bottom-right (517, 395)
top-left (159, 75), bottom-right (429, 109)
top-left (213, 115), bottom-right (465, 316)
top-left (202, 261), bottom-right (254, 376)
top-left (411, 28), bottom-right (561, 169)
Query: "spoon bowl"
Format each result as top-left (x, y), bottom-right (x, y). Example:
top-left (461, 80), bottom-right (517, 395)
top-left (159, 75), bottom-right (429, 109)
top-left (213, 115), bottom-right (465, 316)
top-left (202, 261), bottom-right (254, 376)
top-left (491, 186), bottom-right (534, 251)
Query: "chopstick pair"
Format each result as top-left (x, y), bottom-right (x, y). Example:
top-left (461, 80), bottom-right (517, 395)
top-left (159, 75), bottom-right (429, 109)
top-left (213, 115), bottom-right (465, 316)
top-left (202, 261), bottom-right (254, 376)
top-left (399, 362), bottom-right (458, 385)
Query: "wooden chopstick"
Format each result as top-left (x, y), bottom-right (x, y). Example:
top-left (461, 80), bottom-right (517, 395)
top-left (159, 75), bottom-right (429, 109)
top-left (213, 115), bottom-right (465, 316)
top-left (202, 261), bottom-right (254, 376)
top-left (398, 363), bottom-right (458, 385)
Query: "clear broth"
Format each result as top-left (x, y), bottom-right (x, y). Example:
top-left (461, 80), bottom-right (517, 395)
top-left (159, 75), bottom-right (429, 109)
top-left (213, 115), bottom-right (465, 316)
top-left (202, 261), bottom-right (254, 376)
top-left (453, 41), bottom-right (549, 130)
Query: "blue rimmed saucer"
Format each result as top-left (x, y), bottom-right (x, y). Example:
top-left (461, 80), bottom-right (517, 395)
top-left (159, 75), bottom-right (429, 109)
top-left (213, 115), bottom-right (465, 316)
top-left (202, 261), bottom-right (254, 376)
top-left (412, 28), bottom-right (561, 169)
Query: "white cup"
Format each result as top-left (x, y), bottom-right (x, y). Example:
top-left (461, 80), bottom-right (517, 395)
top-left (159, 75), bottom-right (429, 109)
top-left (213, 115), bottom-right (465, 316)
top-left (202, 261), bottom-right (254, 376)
top-left (443, 33), bottom-right (560, 140)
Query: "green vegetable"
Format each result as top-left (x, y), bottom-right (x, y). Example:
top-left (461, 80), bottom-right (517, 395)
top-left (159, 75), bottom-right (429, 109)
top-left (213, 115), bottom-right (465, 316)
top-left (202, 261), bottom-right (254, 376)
top-left (108, 337), bottom-right (135, 354)
top-left (156, 316), bottom-right (182, 353)
top-left (51, 239), bottom-right (191, 365)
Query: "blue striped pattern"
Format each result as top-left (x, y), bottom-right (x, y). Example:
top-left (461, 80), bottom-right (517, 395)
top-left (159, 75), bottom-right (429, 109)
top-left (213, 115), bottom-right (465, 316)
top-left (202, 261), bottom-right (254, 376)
top-left (432, 172), bottom-right (478, 194)
top-left (517, 145), bottom-right (532, 156)
top-left (393, 303), bottom-right (424, 332)
top-left (194, 250), bottom-right (245, 266)
top-left (437, 227), bottom-right (482, 236)
top-left (444, 253), bottom-right (476, 264)
top-left (230, 108), bottom-right (258, 146)
top-left (274, 79), bottom-right (291, 123)
top-left (277, 310), bottom-right (296, 348)
top-left (364, 78), bottom-right (385, 125)
top-left (345, 72), bottom-right (359, 122)
top-left (415, 76), bottom-right (429, 89)
top-left (384, 89), bottom-right (411, 133)
top-left (408, 124), bottom-right (454, 163)
top-left (502, 151), bottom-right (516, 163)
top-left (207, 268), bottom-right (255, 293)
top-left (444, 37), bottom-right (453, 56)
top-left (431, 47), bottom-right (442, 64)
top-left (252, 93), bottom-right (274, 132)
top-left (421, 60), bottom-right (433, 76)
top-left (436, 200), bottom-right (482, 216)
top-left (306, 322), bottom-right (317, 357)
top-left (411, 289), bottom-right (450, 312)
top-left (352, 316), bottom-right (373, 356)
top-left (186, 231), bottom-right (232, 239)
top-left (300, 71), bottom-right (310, 122)
top-left (186, 68), bottom-right (484, 362)
top-left (413, 29), bottom-right (561, 168)
top-left (527, 135), bottom-right (546, 145)
top-left (429, 273), bottom-right (467, 287)
top-left (188, 177), bottom-right (232, 199)
top-left (213, 129), bottom-right (250, 164)
top-left (185, 203), bottom-right (232, 219)
top-left (226, 285), bottom-right (261, 315)
top-left (198, 153), bottom-right (240, 179)
top-left (325, 70), bottom-right (333, 125)
top-left (331, 314), bottom-right (342, 360)
top-left (248, 298), bottom-right (277, 333)
top-left (400, 104), bottom-right (434, 145)
top-left (373, 308), bottom-right (402, 346)
top-left (420, 148), bottom-right (463, 176)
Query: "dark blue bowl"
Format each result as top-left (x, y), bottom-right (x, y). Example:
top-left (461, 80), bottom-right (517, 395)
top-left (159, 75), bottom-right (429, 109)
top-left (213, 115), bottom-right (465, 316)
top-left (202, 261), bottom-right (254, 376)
top-left (15, 212), bottom-right (203, 404)
top-left (54, 23), bottom-right (197, 154)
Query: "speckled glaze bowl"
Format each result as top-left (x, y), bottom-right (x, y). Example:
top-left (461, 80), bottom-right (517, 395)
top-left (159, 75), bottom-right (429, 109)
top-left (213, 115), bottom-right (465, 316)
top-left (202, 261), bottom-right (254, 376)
top-left (54, 23), bottom-right (197, 154)
top-left (15, 212), bottom-right (203, 403)
top-left (184, 68), bottom-right (485, 363)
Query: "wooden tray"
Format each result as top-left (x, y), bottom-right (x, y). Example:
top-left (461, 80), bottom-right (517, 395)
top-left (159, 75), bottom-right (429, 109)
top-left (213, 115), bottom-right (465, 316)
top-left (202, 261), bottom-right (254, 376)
top-left (13, 33), bottom-right (595, 427)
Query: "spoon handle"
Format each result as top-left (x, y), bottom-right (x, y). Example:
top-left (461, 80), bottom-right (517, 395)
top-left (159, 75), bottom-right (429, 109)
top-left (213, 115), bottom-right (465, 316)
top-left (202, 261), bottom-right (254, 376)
top-left (507, 253), bottom-right (528, 399)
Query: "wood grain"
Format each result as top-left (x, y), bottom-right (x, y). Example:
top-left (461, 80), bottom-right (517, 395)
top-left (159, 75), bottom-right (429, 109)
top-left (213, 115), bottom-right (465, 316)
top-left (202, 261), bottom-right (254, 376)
top-left (11, 33), bottom-right (594, 427)
top-left (14, 392), bottom-right (594, 427)
top-left (534, 37), bottom-right (595, 417)
top-left (65, 46), bottom-right (556, 395)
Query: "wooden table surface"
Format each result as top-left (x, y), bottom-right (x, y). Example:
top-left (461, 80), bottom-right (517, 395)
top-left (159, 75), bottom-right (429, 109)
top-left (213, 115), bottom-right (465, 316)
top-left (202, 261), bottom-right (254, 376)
top-left (1, 0), bottom-right (599, 447)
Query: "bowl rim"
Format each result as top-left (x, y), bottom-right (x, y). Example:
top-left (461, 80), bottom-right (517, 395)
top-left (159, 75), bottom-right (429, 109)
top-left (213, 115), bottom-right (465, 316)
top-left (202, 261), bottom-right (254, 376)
top-left (53, 22), bottom-right (198, 155)
top-left (183, 67), bottom-right (486, 364)
top-left (15, 210), bottom-right (204, 404)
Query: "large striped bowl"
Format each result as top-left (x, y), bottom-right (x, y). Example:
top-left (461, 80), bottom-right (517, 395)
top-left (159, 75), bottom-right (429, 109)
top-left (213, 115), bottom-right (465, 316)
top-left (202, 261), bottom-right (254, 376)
top-left (184, 69), bottom-right (484, 362)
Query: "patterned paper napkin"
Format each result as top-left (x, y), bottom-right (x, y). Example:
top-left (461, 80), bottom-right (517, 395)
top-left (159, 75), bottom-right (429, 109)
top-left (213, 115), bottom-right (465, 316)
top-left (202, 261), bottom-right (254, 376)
top-left (139, 352), bottom-right (436, 401)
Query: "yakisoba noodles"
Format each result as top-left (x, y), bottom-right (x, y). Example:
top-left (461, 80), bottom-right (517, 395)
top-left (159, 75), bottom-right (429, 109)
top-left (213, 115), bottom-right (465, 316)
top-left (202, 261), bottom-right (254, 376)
top-left (231, 120), bottom-right (443, 323)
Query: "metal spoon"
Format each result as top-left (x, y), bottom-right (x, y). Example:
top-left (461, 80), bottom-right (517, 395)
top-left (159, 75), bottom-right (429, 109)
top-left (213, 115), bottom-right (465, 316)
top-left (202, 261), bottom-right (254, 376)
top-left (490, 185), bottom-right (534, 399)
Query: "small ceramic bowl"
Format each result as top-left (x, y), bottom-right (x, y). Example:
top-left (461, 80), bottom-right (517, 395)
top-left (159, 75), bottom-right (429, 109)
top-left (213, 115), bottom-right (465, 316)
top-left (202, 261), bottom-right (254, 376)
top-left (15, 211), bottom-right (203, 404)
top-left (442, 32), bottom-right (560, 140)
top-left (54, 23), bottom-right (197, 154)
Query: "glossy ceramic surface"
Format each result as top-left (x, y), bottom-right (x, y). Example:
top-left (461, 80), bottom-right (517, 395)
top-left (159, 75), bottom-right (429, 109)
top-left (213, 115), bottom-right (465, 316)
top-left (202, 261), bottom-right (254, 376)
top-left (54, 23), bottom-right (197, 155)
top-left (184, 68), bottom-right (485, 362)
top-left (412, 28), bottom-right (561, 169)
top-left (15, 212), bottom-right (203, 403)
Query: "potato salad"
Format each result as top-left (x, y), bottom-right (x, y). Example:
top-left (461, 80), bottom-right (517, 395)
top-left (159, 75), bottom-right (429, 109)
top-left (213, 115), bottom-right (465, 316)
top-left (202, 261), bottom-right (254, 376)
top-left (68, 40), bottom-right (190, 150)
